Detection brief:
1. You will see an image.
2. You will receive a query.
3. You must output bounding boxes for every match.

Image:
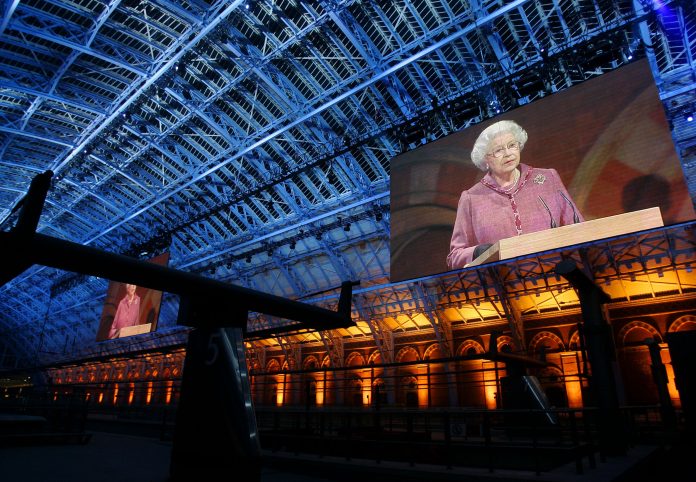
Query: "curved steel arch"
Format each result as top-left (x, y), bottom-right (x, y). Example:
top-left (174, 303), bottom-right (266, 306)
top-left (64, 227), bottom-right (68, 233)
top-left (0, 0), bottom-right (695, 367)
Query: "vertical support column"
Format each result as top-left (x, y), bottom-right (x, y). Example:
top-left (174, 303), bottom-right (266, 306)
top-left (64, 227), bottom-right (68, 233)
top-left (645, 339), bottom-right (677, 437)
top-left (1, 170), bottom-right (53, 287)
top-left (170, 298), bottom-right (261, 481)
top-left (555, 260), bottom-right (626, 456)
top-left (666, 330), bottom-right (696, 436)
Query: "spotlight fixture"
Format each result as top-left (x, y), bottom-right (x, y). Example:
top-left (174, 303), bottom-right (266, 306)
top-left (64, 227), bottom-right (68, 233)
top-left (685, 109), bottom-right (694, 122)
top-left (245, 255), bottom-right (252, 263)
top-left (289, 241), bottom-right (296, 250)
top-left (343, 223), bottom-right (351, 232)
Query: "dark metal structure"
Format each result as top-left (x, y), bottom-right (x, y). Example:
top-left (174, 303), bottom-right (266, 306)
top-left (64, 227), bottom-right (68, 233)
top-left (555, 259), bottom-right (625, 455)
top-left (0, 169), bottom-right (356, 480)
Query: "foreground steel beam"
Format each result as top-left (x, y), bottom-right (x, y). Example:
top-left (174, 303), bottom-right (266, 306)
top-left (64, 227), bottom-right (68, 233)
top-left (0, 171), bottom-right (356, 332)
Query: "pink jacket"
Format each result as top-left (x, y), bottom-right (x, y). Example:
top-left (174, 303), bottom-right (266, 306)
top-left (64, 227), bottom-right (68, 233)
top-left (108, 295), bottom-right (141, 339)
top-left (447, 164), bottom-right (583, 269)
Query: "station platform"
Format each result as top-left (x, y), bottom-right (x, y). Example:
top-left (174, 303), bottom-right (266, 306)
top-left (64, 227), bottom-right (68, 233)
top-left (0, 429), bottom-right (691, 482)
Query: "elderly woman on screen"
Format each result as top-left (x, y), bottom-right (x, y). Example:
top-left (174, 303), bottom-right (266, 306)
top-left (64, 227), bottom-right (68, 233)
top-left (108, 283), bottom-right (141, 339)
top-left (446, 120), bottom-right (583, 269)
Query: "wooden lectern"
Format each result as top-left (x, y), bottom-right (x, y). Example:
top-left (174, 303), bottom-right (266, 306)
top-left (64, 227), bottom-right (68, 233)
top-left (467, 207), bottom-right (664, 267)
top-left (117, 323), bottom-right (152, 338)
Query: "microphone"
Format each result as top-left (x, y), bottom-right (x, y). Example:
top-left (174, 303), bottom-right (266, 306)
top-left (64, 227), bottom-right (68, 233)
top-left (473, 243), bottom-right (493, 259)
top-left (558, 190), bottom-right (581, 224)
top-left (538, 196), bottom-right (557, 228)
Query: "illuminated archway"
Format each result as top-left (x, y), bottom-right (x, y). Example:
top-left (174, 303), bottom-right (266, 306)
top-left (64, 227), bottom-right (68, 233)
top-left (423, 343), bottom-right (448, 406)
top-left (617, 320), bottom-right (662, 405)
top-left (457, 339), bottom-right (485, 356)
top-left (346, 351), bottom-right (366, 367)
top-left (496, 335), bottom-right (515, 353)
top-left (618, 320), bottom-right (662, 346)
top-left (316, 355), bottom-right (332, 406)
top-left (266, 359), bottom-right (280, 372)
top-left (303, 355), bottom-right (320, 370)
top-left (265, 359), bottom-right (282, 406)
top-left (394, 347), bottom-right (421, 407)
top-left (301, 355), bottom-right (320, 407)
top-left (321, 355), bottom-right (331, 368)
top-left (395, 346), bottom-right (419, 363)
top-left (668, 314), bottom-right (696, 333)
top-left (423, 344), bottom-right (442, 361)
top-left (367, 350), bottom-right (382, 365)
top-left (528, 331), bottom-right (565, 354)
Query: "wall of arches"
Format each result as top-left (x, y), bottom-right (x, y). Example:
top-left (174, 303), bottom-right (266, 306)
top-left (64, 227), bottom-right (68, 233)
top-left (27, 310), bottom-right (696, 413)
top-left (8, 349), bottom-right (189, 410)
top-left (248, 310), bottom-right (696, 411)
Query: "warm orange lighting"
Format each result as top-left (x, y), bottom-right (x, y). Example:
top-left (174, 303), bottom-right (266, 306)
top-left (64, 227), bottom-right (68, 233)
top-left (561, 354), bottom-right (584, 408)
top-left (113, 385), bottom-right (119, 404)
top-left (482, 361), bottom-right (500, 409)
top-left (316, 380), bottom-right (325, 406)
top-left (660, 344), bottom-right (681, 408)
top-left (146, 382), bottom-right (153, 405)
top-left (98, 393), bottom-right (104, 404)
top-left (165, 380), bottom-right (173, 404)
top-left (276, 376), bottom-right (285, 406)
top-left (565, 376), bottom-right (584, 408)
top-left (415, 372), bottom-right (428, 408)
top-left (362, 376), bottom-right (371, 406)
top-left (128, 384), bottom-right (134, 405)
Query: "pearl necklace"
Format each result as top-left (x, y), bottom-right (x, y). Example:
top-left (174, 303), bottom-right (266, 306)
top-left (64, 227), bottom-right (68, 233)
top-left (499, 168), bottom-right (520, 194)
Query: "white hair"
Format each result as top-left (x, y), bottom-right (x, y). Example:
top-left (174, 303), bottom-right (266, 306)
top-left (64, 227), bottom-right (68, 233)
top-left (470, 120), bottom-right (528, 171)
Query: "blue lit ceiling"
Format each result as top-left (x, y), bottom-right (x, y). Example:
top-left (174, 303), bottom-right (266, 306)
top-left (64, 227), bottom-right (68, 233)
top-left (0, 0), bottom-right (694, 367)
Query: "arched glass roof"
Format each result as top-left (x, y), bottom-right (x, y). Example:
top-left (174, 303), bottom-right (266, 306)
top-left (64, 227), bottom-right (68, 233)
top-left (0, 0), bottom-right (694, 366)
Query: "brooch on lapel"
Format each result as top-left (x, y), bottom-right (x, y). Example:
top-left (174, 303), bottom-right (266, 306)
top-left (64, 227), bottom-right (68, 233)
top-left (533, 174), bottom-right (546, 185)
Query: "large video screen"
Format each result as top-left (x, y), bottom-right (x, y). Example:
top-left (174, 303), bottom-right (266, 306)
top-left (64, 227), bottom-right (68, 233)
top-left (390, 59), bottom-right (695, 282)
top-left (95, 252), bottom-right (169, 341)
